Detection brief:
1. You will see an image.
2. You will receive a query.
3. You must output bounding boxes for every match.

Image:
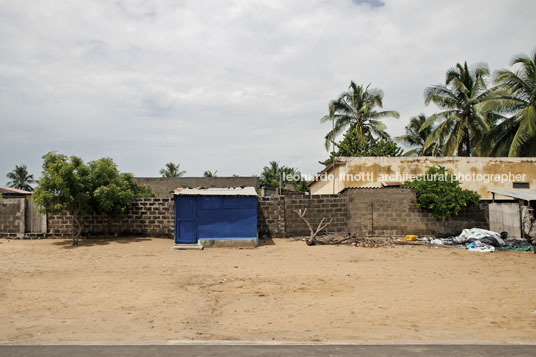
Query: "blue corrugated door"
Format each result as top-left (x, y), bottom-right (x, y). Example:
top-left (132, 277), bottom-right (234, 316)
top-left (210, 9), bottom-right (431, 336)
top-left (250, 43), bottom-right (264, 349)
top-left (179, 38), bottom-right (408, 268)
top-left (175, 196), bottom-right (197, 243)
top-left (197, 196), bottom-right (257, 239)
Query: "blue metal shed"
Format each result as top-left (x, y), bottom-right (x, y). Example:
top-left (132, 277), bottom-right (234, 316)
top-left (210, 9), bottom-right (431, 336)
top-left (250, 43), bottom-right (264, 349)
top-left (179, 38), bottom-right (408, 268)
top-left (174, 187), bottom-right (258, 247)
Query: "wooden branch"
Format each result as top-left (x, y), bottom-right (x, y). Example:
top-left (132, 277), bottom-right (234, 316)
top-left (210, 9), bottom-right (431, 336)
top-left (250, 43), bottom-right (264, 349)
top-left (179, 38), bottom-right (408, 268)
top-left (294, 209), bottom-right (333, 246)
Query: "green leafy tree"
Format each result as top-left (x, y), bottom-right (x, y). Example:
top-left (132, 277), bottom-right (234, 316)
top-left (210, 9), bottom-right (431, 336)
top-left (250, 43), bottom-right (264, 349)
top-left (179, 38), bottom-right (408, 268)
top-left (88, 158), bottom-right (154, 214)
top-left (422, 62), bottom-right (497, 156)
top-left (160, 162), bottom-right (186, 178)
top-left (402, 166), bottom-right (480, 219)
top-left (123, 174), bottom-right (155, 198)
top-left (321, 81), bottom-right (399, 151)
top-left (33, 152), bottom-right (154, 245)
top-left (87, 158), bottom-right (154, 233)
top-left (396, 114), bottom-right (442, 156)
top-left (33, 153), bottom-right (91, 245)
top-left (480, 49), bottom-right (536, 156)
top-left (203, 170), bottom-right (217, 177)
top-left (260, 161), bottom-right (308, 192)
top-left (320, 129), bottom-right (403, 166)
top-left (6, 164), bottom-right (35, 191)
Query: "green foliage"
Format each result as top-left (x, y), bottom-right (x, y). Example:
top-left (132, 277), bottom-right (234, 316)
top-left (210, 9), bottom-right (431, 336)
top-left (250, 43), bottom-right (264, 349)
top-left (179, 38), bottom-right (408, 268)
top-left (480, 49), bottom-right (536, 156)
top-left (123, 174), bottom-right (155, 198)
top-left (33, 153), bottom-right (91, 217)
top-left (33, 152), bottom-right (154, 243)
top-left (396, 114), bottom-right (442, 156)
top-left (320, 129), bottom-right (403, 166)
top-left (203, 170), bottom-right (217, 177)
top-left (259, 161), bottom-right (308, 192)
top-left (402, 166), bottom-right (480, 219)
top-left (160, 162), bottom-right (186, 178)
top-left (6, 164), bottom-right (35, 191)
top-left (423, 61), bottom-right (497, 156)
top-left (321, 81), bottom-right (399, 151)
top-left (87, 158), bottom-right (155, 215)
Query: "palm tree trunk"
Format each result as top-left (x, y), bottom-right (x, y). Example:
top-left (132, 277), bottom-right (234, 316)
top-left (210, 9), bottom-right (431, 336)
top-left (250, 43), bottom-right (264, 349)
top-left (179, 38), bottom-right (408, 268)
top-left (466, 132), bottom-right (472, 157)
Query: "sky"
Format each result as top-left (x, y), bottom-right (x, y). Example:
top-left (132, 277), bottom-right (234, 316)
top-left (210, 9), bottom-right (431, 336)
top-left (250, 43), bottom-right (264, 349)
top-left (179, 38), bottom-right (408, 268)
top-left (1, 0), bottom-right (535, 183)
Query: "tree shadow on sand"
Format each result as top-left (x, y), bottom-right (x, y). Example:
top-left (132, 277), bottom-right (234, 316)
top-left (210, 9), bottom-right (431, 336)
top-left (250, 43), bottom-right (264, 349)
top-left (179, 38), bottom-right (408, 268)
top-left (258, 237), bottom-right (275, 246)
top-left (52, 237), bottom-right (163, 249)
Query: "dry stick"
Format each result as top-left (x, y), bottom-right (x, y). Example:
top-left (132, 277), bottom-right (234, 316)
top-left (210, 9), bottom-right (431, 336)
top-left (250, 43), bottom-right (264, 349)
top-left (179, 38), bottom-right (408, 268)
top-left (392, 240), bottom-right (454, 249)
top-left (294, 208), bottom-right (333, 246)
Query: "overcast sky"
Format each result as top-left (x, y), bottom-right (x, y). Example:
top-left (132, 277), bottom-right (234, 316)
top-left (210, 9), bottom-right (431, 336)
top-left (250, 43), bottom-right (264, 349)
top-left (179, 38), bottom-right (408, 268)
top-left (1, 0), bottom-right (535, 182)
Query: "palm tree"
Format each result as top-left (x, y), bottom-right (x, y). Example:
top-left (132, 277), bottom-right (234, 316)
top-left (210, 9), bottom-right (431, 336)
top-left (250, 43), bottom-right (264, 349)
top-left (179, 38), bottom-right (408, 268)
top-left (260, 161), bottom-right (282, 189)
top-left (259, 161), bottom-right (304, 190)
top-left (422, 62), bottom-right (497, 156)
top-left (7, 164), bottom-right (34, 191)
top-left (480, 50), bottom-right (536, 156)
top-left (321, 81), bottom-right (400, 151)
top-left (203, 170), bottom-right (217, 177)
top-left (396, 114), bottom-right (441, 156)
top-left (160, 162), bottom-right (186, 178)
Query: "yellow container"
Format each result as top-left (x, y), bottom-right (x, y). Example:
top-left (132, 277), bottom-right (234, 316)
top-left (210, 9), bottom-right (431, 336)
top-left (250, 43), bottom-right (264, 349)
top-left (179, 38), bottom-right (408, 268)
top-left (405, 235), bottom-right (417, 241)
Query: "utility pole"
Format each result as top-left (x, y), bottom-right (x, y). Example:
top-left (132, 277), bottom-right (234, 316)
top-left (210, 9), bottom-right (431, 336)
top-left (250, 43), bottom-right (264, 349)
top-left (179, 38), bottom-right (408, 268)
top-left (279, 171), bottom-right (282, 195)
top-left (332, 118), bottom-right (336, 194)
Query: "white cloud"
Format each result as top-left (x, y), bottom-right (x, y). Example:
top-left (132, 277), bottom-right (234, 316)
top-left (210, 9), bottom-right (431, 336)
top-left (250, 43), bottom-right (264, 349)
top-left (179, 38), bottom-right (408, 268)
top-left (0, 0), bottom-right (535, 181)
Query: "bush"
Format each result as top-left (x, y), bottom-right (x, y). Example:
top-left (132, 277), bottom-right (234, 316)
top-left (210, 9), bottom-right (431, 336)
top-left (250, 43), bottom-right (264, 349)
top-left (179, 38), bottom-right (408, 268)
top-left (401, 166), bottom-right (480, 219)
top-left (33, 152), bottom-right (155, 244)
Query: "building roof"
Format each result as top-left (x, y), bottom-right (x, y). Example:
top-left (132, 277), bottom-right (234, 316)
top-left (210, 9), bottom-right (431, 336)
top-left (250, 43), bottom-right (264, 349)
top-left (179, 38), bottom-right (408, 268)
top-left (381, 181), bottom-right (402, 187)
top-left (134, 177), bottom-right (260, 198)
top-left (488, 189), bottom-right (536, 201)
top-left (174, 187), bottom-right (258, 196)
top-left (306, 160), bottom-right (345, 187)
top-left (0, 186), bottom-right (32, 195)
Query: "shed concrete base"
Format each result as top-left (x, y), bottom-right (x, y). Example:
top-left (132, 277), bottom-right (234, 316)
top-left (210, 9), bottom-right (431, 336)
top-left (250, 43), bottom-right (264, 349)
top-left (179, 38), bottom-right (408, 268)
top-left (172, 244), bottom-right (203, 250)
top-left (198, 237), bottom-right (258, 248)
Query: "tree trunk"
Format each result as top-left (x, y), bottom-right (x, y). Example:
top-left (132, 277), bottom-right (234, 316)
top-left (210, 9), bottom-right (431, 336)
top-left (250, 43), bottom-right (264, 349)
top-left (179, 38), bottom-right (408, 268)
top-left (464, 127), bottom-right (472, 156)
top-left (72, 206), bottom-right (81, 246)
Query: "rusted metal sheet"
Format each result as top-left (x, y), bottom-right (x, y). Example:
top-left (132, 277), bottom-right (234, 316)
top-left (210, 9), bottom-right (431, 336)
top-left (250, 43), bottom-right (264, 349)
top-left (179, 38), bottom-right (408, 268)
top-left (25, 199), bottom-right (46, 233)
top-left (489, 202), bottom-right (521, 238)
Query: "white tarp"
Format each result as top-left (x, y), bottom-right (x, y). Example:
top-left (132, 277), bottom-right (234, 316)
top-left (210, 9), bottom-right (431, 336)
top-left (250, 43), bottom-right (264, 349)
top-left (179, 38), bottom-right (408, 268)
top-left (453, 228), bottom-right (505, 246)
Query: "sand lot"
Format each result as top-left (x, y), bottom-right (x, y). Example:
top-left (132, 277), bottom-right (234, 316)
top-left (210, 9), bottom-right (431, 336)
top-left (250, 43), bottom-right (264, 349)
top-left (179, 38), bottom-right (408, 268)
top-left (0, 237), bottom-right (535, 343)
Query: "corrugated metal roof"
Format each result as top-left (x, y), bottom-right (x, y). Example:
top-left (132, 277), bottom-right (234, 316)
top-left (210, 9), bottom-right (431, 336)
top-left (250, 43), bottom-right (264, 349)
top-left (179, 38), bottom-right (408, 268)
top-left (0, 186), bottom-right (32, 195)
top-left (173, 187), bottom-right (258, 196)
top-left (340, 187), bottom-right (414, 193)
top-left (135, 176), bottom-right (260, 197)
top-left (488, 189), bottom-right (536, 201)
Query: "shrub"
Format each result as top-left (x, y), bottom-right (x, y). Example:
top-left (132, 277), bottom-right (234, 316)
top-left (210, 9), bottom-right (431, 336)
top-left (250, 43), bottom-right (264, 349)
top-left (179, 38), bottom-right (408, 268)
top-left (402, 166), bottom-right (480, 219)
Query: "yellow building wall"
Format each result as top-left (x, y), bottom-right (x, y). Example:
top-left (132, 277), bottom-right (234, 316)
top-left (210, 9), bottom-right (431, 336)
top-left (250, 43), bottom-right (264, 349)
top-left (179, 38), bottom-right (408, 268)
top-left (310, 157), bottom-right (536, 199)
top-left (309, 164), bottom-right (346, 195)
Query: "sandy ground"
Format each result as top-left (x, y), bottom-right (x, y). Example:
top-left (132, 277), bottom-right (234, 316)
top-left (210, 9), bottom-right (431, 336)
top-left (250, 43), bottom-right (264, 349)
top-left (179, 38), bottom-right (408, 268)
top-left (0, 237), bottom-right (535, 343)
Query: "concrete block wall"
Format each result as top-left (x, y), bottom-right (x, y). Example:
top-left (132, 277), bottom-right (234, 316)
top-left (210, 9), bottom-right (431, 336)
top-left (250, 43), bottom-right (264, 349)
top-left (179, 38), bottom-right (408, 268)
top-left (258, 188), bottom-right (489, 238)
top-left (0, 198), bottom-right (25, 234)
top-left (346, 188), bottom-right (489, 237)
top-left (284, 194), bottom-right (348, 236)
top-left (3, 191), bottom-right (489, 240)
top-left (258, 193), bottom-right (348, 237)
top-left (258, 196), bottom-right (286, 237)
top-left (47, 198), bottom-right (174, 237)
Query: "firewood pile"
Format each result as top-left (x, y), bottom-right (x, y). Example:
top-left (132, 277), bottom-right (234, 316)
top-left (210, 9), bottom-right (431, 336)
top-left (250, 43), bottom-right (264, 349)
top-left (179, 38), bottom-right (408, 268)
top-left (292, 233), bottom-right (394, 247)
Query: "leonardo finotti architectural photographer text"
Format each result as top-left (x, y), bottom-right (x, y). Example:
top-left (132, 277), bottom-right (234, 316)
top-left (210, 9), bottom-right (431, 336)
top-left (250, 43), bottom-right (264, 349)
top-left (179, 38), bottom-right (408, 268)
top-left (284, 172), bottom-right (527, 184)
